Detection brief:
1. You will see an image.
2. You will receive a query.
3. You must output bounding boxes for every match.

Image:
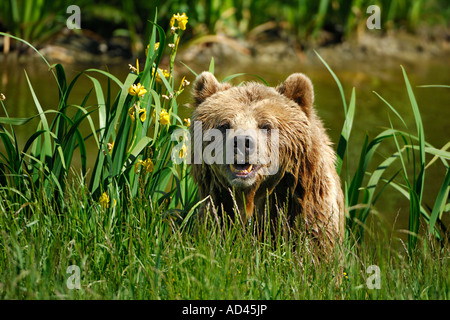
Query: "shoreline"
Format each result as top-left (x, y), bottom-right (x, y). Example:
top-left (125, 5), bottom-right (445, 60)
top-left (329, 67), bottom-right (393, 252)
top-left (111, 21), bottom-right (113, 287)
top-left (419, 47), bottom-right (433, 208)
top-left (1, 26), bottom-right (449, 71)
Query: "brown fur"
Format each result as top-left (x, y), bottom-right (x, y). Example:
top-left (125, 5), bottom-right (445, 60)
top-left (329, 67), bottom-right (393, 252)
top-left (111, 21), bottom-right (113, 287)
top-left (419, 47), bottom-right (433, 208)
top-left (190, 72), bottom-right (345, 249)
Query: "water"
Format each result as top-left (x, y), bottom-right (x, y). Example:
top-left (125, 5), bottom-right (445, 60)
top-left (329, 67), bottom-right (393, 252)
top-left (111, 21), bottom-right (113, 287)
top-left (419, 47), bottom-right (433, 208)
top-left (1, 50), bottom-right (449, 232)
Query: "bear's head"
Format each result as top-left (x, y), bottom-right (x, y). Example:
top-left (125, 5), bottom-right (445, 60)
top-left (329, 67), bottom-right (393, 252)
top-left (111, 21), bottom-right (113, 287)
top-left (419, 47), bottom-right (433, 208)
top-left (190, 72), bottom-right (323, 219)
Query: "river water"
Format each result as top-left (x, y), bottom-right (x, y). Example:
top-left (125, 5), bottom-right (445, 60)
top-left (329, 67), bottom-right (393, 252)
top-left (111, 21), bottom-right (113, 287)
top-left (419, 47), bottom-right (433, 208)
top-left (1, 48), bottom-right (449, 233)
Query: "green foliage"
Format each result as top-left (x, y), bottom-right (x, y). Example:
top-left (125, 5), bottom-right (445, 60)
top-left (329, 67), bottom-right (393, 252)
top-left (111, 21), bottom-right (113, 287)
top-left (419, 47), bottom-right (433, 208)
top-left (0, 0), bottom-right (70, 52)
top-left (1, 0), bottom-right (449, 54)
top-left (0, 12), bottom-right (196, 216)
top-left (314, 50), bottom-right (450, 251)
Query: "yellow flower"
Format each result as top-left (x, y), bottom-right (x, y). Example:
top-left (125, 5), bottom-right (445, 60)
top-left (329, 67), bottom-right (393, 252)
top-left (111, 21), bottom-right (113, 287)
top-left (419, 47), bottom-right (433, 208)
top-left (107, 141), bottom-right (114, 154)
top-left (128, 83), bottom-right (147, 97)
top-left (129, 106), bottom-right (136, 121)
top-left (159, 110), bottom-right (170, 125)
top-left (142, 158), bottom-right (154, 173)
top-left (183, 118), bottom-right (191, 127)
top-left (134, 158), bottom-right (154, 174)
top-left (139, 108), bottom-right (147, 122)
top-left (99, 192), bottom-right (110, 209)
top-left (182, 78), bottom-right (190, 87)
top-left (179, 144), bottom-right (187, 159)
top-left (0, 93), bottom-right (5, 101)
top-left (129, 59), bottom-right (140, 74)
top-left (146, 42), bottom-right (160, 56)
top-left (152, 108), bottom-right (170, 122)
top-left (134, 160), bottom-right (142, 173)
top-left (129, 105), bottom-right (146, 122)
top-left (152, 67), bottom-right (170, 84)
top-left (170, 13), bottom-right (188, 30)
top-left (178, 14), bottom-right (188, 30)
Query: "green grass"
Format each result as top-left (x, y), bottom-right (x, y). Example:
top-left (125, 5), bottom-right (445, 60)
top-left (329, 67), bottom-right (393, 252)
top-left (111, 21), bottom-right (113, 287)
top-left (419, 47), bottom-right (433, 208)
top-left (0, 182), bottom-right (448, 299)
top-left (0, 13), bottom-right (449, 300)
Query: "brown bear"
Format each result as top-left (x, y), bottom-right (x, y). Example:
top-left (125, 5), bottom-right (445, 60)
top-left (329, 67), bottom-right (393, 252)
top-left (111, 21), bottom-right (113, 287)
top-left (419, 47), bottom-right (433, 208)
top-left (189, 72), bottom-right (344, 249)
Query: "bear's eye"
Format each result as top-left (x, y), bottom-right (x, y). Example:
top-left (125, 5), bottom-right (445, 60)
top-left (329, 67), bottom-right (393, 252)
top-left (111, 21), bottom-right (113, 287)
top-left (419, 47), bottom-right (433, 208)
top-left (259, 122), bottom-right (272, 131)
top-left (217, 122), bottom-right (231, 131)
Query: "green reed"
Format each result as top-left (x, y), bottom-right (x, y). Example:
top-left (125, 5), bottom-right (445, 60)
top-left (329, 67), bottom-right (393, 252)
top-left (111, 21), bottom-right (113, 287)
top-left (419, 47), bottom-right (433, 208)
top-left (314, 50), bottom-right (449, 251)
top-left (0, 12), bottom-right (196, 216)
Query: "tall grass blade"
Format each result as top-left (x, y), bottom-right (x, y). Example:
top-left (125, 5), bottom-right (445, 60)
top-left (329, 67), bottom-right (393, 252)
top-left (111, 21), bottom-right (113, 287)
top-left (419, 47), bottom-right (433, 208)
top-left (336, 87), bottom-right (355, 175)
top-left (85, 75), bottom-right (107, 140)
top-left (314, 49), bottom-right (347, 114)
top-left (428, 168), bottom-right (450, 234)
top-left (90, 73), bottom-right (137, 194)
top-left (209, 57), bottom-right (215, 74)
top-left (179, 61), bottom-right (198, 77)
top-left (373, 91), bottom-right (408, 129)
top-left (24, 71), bottom-right (52, 161)
top-left (222, 73), bottom-right (269, 86)
top-left (401, 66), bottom-right (425, 250)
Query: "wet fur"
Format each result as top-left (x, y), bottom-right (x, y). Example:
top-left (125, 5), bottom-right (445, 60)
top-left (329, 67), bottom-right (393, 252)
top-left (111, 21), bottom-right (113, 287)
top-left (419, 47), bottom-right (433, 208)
top-left (190, 72), bottom-right (344, 249)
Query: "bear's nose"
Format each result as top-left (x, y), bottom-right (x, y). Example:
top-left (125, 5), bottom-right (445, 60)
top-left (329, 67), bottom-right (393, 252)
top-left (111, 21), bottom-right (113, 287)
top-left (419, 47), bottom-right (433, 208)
top-left (234, 135), bottom-right (255, 157)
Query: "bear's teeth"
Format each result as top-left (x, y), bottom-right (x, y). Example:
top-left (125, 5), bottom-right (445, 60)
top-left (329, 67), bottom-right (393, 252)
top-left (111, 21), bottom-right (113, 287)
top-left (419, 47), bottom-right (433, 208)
top-left (230, 164), bottom-right (253, 174)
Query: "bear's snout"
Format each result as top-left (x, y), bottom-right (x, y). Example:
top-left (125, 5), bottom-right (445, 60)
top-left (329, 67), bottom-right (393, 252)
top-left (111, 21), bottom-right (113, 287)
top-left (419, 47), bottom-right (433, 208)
top-left (233, 134), bottom-right (256, 160)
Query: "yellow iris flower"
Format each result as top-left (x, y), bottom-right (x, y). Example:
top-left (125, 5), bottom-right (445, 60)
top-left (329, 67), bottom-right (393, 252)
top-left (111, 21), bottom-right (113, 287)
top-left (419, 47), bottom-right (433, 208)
top-left (152, 67), bottom-right (170, 84)
top-left (146, 42), bottom-right (160, 56)
top-left (138, 108), bottom-right (147, 122)
top-left (107, 141), bottom-right (114, 154)
top-left (142, 159), bottom-right (154, 173)
top-left (134, 158), bottom-right (154, 174)
top-left (129, 105), bottom-right (147, 122)
top-left (99, 192), bottom-right (116, 209)
top-left (128, 83), bottom-right (147, 97)
top-left (159, 110), bottom-right (170, 125)
top-left (170, 13), bottom-right (188, 30)
top-left (179, 144), bottom-right (187, 159)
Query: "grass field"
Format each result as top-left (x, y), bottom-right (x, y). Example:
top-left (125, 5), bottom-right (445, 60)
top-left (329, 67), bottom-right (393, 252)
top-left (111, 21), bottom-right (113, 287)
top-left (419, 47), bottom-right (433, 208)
top-left (0, 88), bottom-right (448, 301)
top-left (1, 185), bottom-right (448, 300)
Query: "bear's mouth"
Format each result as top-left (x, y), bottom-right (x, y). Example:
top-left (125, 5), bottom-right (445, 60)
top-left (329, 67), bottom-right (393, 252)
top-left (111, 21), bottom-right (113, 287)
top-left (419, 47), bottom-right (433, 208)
top-left (229, 163), bottom-right (259, 177)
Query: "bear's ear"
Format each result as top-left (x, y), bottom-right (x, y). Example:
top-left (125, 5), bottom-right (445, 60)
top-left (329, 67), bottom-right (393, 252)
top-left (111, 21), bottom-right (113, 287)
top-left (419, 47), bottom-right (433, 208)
top-left (192, 72), bottom-right (232, 106)
top-left (276, 73), bottom-right (314, 117)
